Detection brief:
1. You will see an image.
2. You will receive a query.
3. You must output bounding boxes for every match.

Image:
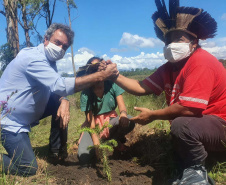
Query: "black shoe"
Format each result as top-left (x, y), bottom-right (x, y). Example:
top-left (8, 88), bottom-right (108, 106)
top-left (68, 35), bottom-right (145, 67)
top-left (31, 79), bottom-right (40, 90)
top-left (48, 151), bottom-right (59, 159)
top-left (58, 147), bottom-right (68, 160)
top-left (172, 165), bottom-right (213, 185)
top-left (48, 147), bottom-right (68, 161)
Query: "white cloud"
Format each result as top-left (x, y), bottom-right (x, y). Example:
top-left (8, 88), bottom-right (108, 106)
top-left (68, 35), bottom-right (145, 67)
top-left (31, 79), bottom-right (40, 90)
top-left (221, 13), bottom-right (226, 21)
top-left (119, 32), bottom-right (164, 49)
top-left (56, 48), bottom-right (95, 75)
top-left (78, 47), bottom-right (95, 55)
top-left (200, 40), bottom-right (216, 48)
top-left (200, 37), bottom-right (226, 59)
top-left (56, 37), bottom-right (226, 75)
top-left (203, 46), bottom-right (226, 60)
top-left (57, 48), bottom-right (166, 74)
top-left (110, 51), bottom-right (166, 71)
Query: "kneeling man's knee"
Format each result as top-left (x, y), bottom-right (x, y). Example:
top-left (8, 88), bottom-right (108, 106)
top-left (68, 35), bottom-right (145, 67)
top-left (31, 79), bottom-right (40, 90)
top-left (171, 117), bottom-right (187, 137)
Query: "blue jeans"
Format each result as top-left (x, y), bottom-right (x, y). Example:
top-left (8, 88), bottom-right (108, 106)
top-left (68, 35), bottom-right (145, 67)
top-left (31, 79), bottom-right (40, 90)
top-left (1, 93), bottom-right (67, 176)
top-left (1, 130), bottom-right (38, 176)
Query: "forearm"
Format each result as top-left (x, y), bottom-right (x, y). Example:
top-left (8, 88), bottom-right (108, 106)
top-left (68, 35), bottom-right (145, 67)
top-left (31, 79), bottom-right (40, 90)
top-left (86, 111), bottom-right (100, 146)
top-left (151, 103), bottom-right (201, 121)
top-left (91, 133), bottom-right (100, 146)
top-left (75, 71), bottom-right (106, 92)
top-left (115, 74), bottom-right (152, 96)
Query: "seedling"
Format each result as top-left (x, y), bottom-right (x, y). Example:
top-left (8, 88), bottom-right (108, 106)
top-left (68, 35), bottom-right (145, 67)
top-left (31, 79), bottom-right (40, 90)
top-left (79, 122), bottom-right (118, 181)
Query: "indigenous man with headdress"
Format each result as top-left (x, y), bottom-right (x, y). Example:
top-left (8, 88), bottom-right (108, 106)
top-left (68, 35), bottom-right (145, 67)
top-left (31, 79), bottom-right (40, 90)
top-left (112, 0), bottom-right (226, 184)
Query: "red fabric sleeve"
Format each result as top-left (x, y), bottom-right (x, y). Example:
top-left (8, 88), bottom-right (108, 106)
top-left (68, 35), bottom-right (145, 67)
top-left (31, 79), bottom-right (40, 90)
top-left (143, 65), bottom-right (166, 95)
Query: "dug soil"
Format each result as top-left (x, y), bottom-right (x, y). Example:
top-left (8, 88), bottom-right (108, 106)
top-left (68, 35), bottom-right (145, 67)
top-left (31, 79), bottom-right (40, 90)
top-left (46, 124), bottom-right (225, 185)
top-left (46, 125), bottom-right (175, 185)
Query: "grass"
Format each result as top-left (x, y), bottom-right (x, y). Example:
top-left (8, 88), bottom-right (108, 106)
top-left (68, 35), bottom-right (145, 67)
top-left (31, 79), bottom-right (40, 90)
top-left (0, 76), bottom-right (226, 184)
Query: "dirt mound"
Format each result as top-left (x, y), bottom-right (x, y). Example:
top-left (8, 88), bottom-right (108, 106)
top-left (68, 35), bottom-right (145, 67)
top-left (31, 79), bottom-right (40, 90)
top-left (46, 124), bottom-right (173, 184)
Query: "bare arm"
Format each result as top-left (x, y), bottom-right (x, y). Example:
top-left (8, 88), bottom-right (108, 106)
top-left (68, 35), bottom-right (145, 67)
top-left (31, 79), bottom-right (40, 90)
top-left (115, 74), bottom-right (153, 96)
top-left (116, 94), bottom-right (129, 127)
top-left (75, 63), bottom-right (119, 93)
top-left (86, 111), bottom-right (100, 146)
top-left (130, 103), bottom-right (202, 125)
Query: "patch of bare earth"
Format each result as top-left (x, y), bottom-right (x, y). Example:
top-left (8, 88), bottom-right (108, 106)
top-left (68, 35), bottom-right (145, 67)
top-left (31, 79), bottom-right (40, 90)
top-left (45, 125), bottom-right (173, 185)
top-left (37, 124), bottom-right (225, 185)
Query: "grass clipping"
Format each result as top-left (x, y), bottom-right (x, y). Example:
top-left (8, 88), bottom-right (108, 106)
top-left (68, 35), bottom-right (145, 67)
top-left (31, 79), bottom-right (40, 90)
top-left (79, 122), bottom-right (118, 181)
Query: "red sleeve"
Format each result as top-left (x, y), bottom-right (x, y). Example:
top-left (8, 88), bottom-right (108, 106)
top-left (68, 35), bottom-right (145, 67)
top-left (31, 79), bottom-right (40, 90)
top-left (143, 65), bottom-right (166, 95)
top-left (177, 65), bottom-right (214, 109)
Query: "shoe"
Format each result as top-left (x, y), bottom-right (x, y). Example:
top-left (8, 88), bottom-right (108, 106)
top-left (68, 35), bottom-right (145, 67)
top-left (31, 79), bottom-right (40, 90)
top-left (172, 165), bottom-right (212, 185)
top-left (48, 151), bottom-right (59, 159)
top-left (58, 146), bottom-right (68, 160)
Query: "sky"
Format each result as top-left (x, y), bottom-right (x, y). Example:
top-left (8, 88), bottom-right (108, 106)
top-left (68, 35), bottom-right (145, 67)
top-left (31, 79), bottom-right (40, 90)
top-left (0, 0), bottom-right (226, 75)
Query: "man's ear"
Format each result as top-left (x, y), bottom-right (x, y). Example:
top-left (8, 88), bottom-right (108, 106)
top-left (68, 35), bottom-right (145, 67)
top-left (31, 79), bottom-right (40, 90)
top-left (191, 39), bottom-right (198, 49)
top-left (44, 36), bottom-right (49, 46)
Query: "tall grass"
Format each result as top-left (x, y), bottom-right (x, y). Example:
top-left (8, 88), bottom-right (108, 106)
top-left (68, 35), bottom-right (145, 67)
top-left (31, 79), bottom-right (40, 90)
top-left (0, 75), bottom-right (225, 184)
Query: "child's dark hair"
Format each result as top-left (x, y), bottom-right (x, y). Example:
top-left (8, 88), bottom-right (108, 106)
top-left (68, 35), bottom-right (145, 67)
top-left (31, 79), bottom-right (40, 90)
top-left (86, 57), bottom-right (103, 65)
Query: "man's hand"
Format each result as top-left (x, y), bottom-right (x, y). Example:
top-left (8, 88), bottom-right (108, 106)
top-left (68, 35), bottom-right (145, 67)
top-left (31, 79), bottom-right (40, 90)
top-left (130, 107), bottom-right (154, 125)
top-left (97, 60), bottom-right (107, 71)
top-left (104, 62), bottom-right (119, 81)
top-left (56, 99), bottom-right (70, 129)
top-left (98, 59), bottom-right (119, 81)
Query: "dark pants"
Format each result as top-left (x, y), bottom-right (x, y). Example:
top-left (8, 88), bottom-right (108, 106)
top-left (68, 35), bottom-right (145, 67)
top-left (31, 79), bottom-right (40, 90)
top-left (1, 93), bottom-right (67, 176)
top-left (40, 93), bottom-right (68, 154)
top-left (78, 115), bottom-right (135, 165)
top-left (171, 115), bottom-right (226, 169)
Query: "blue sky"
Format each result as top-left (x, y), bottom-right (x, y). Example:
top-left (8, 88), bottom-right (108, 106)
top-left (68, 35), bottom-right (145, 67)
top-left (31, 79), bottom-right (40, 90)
top-left (1, 0), bottom-right (226, 74)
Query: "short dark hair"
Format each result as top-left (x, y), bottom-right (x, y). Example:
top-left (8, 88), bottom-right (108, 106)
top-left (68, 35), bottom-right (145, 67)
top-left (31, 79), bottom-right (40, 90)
top-left (44, 23), bottom-right (74, 46)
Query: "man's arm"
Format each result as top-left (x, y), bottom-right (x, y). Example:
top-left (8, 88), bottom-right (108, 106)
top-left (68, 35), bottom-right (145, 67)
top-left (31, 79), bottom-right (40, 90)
top-left (75, 63), bottom-right (118, 93)
top-left (115, 74), bottom-right (153, 96)
top-left (130, 103), bottom-right (202, 125)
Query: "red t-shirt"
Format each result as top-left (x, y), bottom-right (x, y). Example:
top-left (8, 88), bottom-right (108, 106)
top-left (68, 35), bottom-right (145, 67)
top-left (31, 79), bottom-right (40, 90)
top-left (143, 48), bottom-right (226, 122)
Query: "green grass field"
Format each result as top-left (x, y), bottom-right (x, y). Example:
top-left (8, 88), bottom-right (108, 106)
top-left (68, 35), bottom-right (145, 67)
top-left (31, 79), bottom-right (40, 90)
top-left (0, 75), bottom-right (225, 184)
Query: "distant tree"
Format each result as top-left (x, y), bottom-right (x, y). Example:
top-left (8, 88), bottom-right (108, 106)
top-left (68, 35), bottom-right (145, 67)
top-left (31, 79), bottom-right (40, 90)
top-left (120, 68), bottom-right (157, 77)
top-left (219, 59), bottom-right (226, 68)
top-left (62, 0), bottom-right (77, 75)
top-left (1, 0), bottom-right (19, 57)
top-left (61, 72), bottom-right (70, 77)
top-left (17, 0), bottom-right (45, 47)
top-left (41, 0), bottom-right (57, 28)
top-left (0, 43), bottom-right (14, 71)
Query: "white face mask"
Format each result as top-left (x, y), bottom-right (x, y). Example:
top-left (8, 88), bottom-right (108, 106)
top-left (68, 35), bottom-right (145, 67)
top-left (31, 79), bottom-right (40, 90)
top-left (164, 42), bottom-right (193, 63)
top-left (44, 42), bottom-right (65, 62)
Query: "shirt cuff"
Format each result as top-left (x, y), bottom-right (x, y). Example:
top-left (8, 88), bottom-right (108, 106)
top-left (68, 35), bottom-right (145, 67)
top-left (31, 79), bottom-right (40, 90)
top-left (64, 77), bottom-right (75, 96)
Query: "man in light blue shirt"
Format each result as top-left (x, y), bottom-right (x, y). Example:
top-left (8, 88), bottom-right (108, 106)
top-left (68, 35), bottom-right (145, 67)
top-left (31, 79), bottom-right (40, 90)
top-left (0, 23), bottom-right (118, 176)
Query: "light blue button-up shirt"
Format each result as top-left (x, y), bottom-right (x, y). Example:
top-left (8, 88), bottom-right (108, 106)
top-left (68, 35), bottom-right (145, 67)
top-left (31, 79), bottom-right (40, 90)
top-left (0, 44), bottom-right (75, 133)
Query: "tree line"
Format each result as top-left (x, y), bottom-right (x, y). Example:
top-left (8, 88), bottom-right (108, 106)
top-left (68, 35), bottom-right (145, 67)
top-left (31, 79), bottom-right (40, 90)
top-left (0, 0), bottom-right (77, 71)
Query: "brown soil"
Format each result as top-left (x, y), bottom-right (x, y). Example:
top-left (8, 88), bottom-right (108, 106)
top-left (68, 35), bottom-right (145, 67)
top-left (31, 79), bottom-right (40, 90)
top-left (47, 155), bottom-right (154, 185)
top-left (46, 125), bottom-right (173, 185)
top-left (42, 124), bottom-right (225, 185)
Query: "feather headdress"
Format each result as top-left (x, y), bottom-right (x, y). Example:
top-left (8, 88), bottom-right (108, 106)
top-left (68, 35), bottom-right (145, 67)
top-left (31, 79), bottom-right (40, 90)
top-left (152, 0), bottom-right (217, 41)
